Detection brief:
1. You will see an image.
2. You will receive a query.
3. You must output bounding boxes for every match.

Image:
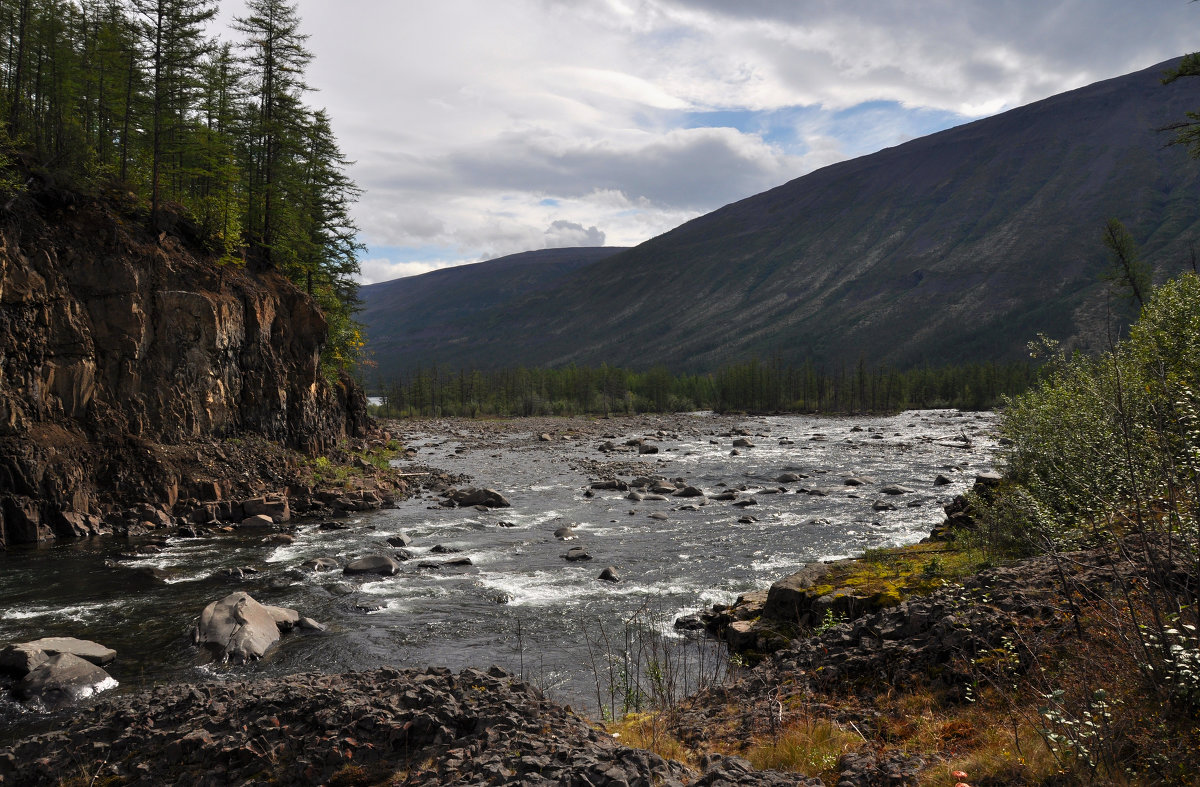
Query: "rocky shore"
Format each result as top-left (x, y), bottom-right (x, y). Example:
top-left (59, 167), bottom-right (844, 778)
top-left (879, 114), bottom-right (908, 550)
top-left (0, 666), bottom-right (809, 786)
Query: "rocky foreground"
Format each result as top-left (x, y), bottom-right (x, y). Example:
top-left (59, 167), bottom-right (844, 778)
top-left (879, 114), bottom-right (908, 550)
top-left (0, 665), bottom-right (808, 786)
top-left (3, 531), bottom-right (1176, 786)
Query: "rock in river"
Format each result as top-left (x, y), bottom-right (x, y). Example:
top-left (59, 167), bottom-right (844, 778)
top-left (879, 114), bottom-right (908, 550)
top-left (192, 591), bottom-right (300, 663)
top-left (343, 555), bottom-right (402, 575)
top-left (598, 566), bottom-right (620, 582)
top-left (17, 653), bottom-right (116, 707)
top-left (449, 487), bottom-right (512, 508)
top-left (0, 637), bottom-right (117, 676)
top-left (563, 547), bottom-right (593, 562)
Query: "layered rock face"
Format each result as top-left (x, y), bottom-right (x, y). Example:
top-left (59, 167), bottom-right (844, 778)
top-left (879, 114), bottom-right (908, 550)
top-left (0, 190), bottom-right (362, 547)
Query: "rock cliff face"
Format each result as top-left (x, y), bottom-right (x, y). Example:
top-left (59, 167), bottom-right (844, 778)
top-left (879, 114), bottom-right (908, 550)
top-left (0, 185), bottom-right (364, 547)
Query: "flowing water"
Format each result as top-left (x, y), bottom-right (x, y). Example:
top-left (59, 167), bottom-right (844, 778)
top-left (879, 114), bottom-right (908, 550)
top-left (0, 410), bottom-right (998, 729)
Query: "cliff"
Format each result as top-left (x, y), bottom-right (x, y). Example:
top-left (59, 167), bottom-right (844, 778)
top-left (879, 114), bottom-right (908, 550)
top-left (0, 177), bottom-right (366, 548)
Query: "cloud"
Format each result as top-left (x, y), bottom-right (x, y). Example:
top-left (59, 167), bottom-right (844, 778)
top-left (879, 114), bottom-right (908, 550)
top-left (236, 1), bottom-right (1200, 283)
top-left (544, 220), bottom-right (606, 248)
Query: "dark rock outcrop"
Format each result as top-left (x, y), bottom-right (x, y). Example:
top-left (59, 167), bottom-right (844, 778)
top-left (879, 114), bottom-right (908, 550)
top-left (0, 666), bottom-right (802, 786)
top-left (0, 190), bottom-right (365, 548)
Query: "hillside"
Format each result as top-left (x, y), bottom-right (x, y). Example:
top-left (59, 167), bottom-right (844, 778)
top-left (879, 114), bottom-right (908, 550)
top-left (359, 247), bottom-right (627, 380)
top-left (362, 57), bottom-right (1200, 374)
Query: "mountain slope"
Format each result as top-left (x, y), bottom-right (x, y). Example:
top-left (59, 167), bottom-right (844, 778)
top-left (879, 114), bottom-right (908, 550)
top-left (366, 57), bottom-right (1200, 374)
top-left (360, 246), bottom-right (627, 379)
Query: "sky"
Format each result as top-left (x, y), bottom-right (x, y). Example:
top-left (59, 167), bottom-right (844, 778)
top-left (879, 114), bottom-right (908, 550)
top-left (219, 1), bottom-right (1200, 284)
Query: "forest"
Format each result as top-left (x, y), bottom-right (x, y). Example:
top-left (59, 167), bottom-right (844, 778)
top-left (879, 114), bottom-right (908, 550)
top-left (371, 358), bottom-right (1039, 418)
top-left (0, 0), bottom-right (364, 374)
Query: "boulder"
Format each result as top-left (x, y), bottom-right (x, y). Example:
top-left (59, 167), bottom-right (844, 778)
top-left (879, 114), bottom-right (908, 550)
top-left (0, 637), bottom-right (116, 675)
top-left (598, 566), bottom-right (620, 582)
top-left (626, 491), bottom-right (644, 501)
top-left (648, 512), bottom-right (669, 520)
top-left (638, 443), bottom-right (659, 455)
top-left (192, 591), bottom-right (298, 663)
top-left (17, 653), bottom-right (115, 706)
top-left (242, 495), bottom-right (290, 523)
top-left (239, 514), bottom-right (275, 529)
top-left (732, 438), bottom-right (754, 448)
top-left (976, 470), bottom-right (1003, 486)
top-left (386, 533), bottom-right (413, 547)
top-left (298, 617), bottom-right (326, 631)
top-left (881, 484), bottom-right (915, 495)
top-left (563, 547), bottom-right (593, 562)
top-left (554, 527), bottom-right (577, 540)
top-left (843, 477), bottom-right (870, 486)
top-left (343, 555), bottom-right (402, 576)
top-left (448, 488), bottom-right (511, 508)
top-left (872, 500), bottom-right (898, 512)
top-left (673, 486), bottom-right (704, 498)
top-left (777, 472), bottom-right (806, 482)
top-left (763, 563), bottom-right (834, 622)
top-left (590, 480), bottom-right (628, 491)
top-left (934, 473), bottom-right (953, 486)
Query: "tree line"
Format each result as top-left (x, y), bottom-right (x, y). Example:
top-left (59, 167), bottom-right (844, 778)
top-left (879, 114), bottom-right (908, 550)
top-left (371, 359), bottom-right (1039, 418)
top-left (0, 0), bottom-right (363, 375)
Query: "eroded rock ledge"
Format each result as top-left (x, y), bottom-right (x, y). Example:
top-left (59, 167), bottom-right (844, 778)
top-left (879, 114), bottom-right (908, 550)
top-left (0, 182), bottom-right (367, 547)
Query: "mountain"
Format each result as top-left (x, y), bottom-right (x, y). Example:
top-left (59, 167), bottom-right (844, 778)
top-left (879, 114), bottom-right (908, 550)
top-left (359, 246), bottom-right (627, 379)
top-left (362, 57), bottom-right (1200, 376)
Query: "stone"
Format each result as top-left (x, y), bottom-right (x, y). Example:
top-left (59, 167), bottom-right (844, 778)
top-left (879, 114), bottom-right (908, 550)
top-left (343, 555), bottom-right (401, 575)
top-left (242, 496), bottom-right (290, 523)
top-left (192, 591), bottom-right (298, 663)
top-left (732, 438), bottom-right (754, 447)
top-left (934, 473), bottom-right (952, 486)
top-left (386, 533), bottom-right (412, 547)
top-left (881, 484), bottom-right (915, 495)
top-left (648, 512), bottom-right (669, 520)
top-left (763, 563), bottom-right (834, 621)
top-left (0, 637), bottom-right (116, 675)
top-left (872, 500), bottom-right (898, 511)
top-left (239, 514), bottom-right (275, 529)
top-left (598, 566), bottom-right (620, 582)
top-left (554, 527), bottom-right (577, 540)
top-left (17, 653), bottom-right (115, 706)
top-left (638, 443), bottom-right (659, 454)
top-left (448, 488), bottom-right (511, 508)
top-left (776, 472), bottom-right (806, 482)
top-left (976, 470), bottom-right (1003, 486)
top-left (563, 547), bottom-right (592, 562)
top-left (673, 485), bottom-right (704, 498)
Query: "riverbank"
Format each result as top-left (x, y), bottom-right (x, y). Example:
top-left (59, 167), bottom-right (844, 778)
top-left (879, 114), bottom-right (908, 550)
top-left (10, 410), bottom-right (1118, 784)
top-left (5, 523), bottom-right (1194, 785)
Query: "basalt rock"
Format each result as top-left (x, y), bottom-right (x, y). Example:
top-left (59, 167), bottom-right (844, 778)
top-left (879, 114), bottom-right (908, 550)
top-left (0, 666), bottom-right (805, 786)
top-left (0, 188), bottom-right (365, 548)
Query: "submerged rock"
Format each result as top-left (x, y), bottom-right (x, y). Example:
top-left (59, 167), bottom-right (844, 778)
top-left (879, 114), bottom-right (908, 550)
top-left (343, 555), bottom-right (401, 575)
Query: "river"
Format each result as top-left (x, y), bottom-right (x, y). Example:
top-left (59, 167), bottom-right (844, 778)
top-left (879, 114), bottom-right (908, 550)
top-left (0, 410), bottom-right (998, 729)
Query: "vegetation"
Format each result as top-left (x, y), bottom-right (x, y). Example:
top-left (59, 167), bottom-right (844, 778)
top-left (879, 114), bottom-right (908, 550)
top-left (371, 359), bottom-right (1037, 418)
top-left (0, 0), bottom-right (364, 374)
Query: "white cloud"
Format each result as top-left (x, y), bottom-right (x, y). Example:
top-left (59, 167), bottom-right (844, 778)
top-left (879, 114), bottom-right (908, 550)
top-left (234, 0), bottom-right (1200, 284)
top-left (545, 220), bottom-right (607, 248)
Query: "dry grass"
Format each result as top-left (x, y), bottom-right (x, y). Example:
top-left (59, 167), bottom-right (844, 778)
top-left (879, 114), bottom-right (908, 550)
top-left (607, 712), bottom-right (693, 765)
top-left (743, 716), bottom-right (861, 783)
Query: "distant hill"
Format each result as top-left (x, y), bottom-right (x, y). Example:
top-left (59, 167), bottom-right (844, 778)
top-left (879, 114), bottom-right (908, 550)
top-left (359, 246), bottom-right (627, 378)
top-left (362, 57), bottom-right (1200, 376)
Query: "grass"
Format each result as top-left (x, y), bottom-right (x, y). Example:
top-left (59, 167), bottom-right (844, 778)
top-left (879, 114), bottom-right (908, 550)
top-left (743, 716), bottom-right (860, 783)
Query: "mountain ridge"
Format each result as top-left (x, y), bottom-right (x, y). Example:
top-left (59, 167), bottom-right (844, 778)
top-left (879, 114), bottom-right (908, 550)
top-left (363, 57), bottom-right (1200, 375)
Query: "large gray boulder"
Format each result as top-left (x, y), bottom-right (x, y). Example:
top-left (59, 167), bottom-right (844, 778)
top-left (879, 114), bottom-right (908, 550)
top-left (192, 591), bottom-right (298, 663)
top-left (343, 555), bottom-right (402, 575)
top-left (17, 653), bottom-right (116, 706)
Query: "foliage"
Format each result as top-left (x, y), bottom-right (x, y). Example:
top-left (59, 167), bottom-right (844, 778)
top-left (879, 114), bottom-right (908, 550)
top-left (0, 0), bottom-right (363, 373)
top-left (370, 359), bottom-right (1037, 418)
